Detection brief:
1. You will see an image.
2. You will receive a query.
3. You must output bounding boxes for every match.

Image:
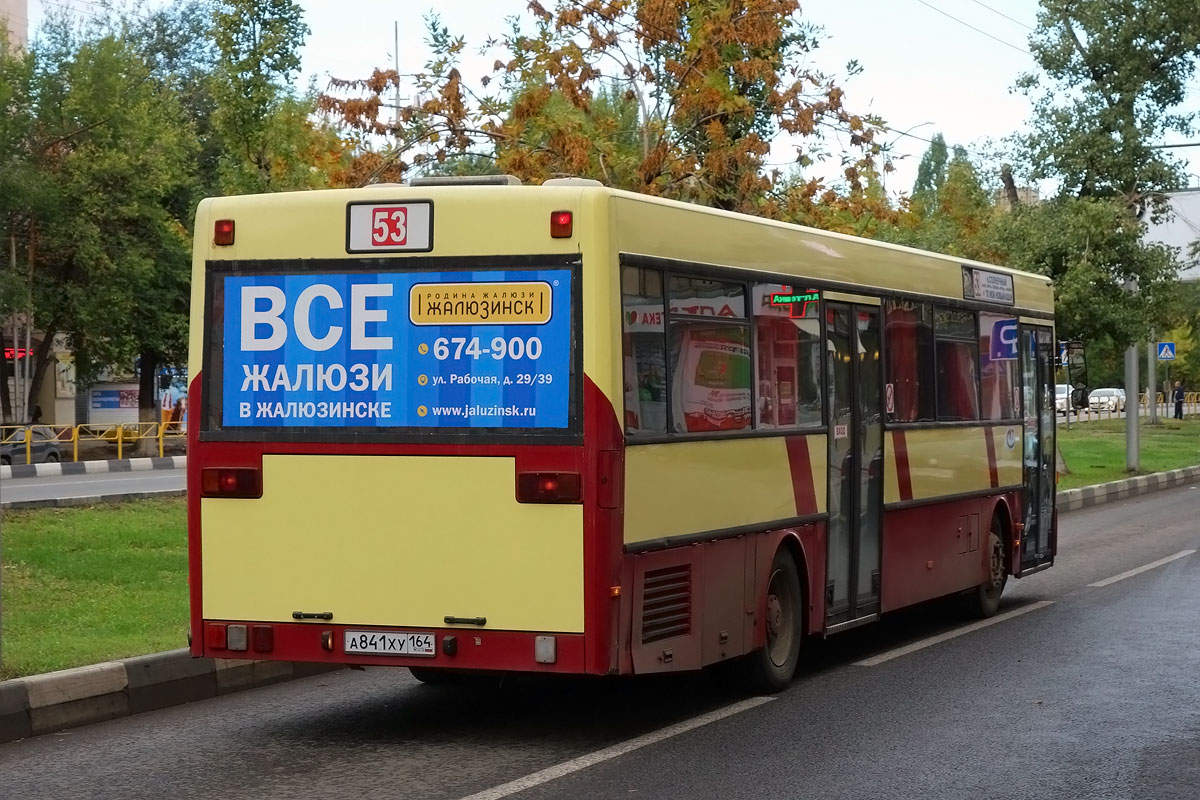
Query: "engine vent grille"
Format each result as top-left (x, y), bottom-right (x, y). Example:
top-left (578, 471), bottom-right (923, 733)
top-left (640, 564), bottom-right (692, 644)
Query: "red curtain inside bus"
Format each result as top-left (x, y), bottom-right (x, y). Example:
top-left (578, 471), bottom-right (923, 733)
top-left (883, 300), bottom-right (935, 422)
top-left (887, 305), bottom-right (919, 421)
top-left (936, 340), bottom-right (981, 420)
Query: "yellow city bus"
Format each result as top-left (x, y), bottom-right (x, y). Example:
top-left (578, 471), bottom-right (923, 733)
top-left (188, 177), bottom-right (1056, 691)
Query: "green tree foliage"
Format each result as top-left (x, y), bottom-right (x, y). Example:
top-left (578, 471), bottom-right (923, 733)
top-left (989, 198), bottom-right (1177, 347)
top-left (882, 143), bottom-right (997, 261)
top-left (0, 3), bottom-right (355, 429)
top-left (0, 31), bottom-right (37, 420)
top-left (1006, 0), bottom-right (1200, 348)
top-left (0, 18), bottom-right (198, 424)
top-left (122, 2), bottom-right (221, 201)
top-left (911, 133), bottom-right (948, 210)
top-left (211, 0), bottom-right (346, 194)
top-left (1018, 0), bottom-right (1200, 208)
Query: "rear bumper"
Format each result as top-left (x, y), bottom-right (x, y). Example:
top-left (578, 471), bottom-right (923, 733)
top-left (197, 620), bottom-right (587, 674)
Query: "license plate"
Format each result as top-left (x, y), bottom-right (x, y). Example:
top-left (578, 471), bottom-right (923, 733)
top-left (343, 630), bottom-right (436, 657)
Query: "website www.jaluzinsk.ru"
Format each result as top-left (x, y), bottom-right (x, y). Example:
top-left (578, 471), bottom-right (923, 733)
top-left (430, 404), bottom-right (536, 418)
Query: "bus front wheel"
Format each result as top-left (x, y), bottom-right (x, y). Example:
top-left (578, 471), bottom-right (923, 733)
top-left (968, 516), bottom-right (1008, 618)
top-left (742, 549), bottom-right (803, 694)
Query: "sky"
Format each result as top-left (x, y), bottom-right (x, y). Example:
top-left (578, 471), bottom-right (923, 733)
top-left (22, 0), bottom-right (1200, 197)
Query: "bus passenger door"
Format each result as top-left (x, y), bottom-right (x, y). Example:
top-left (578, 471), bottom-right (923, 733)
top-left (826, 303), bottom-right (884, 625)
top-left (1018, 325), bottom-right (1056, 574)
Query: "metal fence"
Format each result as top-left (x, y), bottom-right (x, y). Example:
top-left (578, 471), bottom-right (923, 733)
top-left (0, 422), bottom-right (187, 465)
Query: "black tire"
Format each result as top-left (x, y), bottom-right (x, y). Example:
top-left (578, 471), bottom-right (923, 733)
top-left (742, 549), bottom-right (803, 693)
top-left (45, 451), bottom-right (59, 463)
top-left (408, 667), bottom-right (462, 685)
top-left (968, 516), bottom-right (1008, 618)
top-left (0, 455), bottom-right (9, 466)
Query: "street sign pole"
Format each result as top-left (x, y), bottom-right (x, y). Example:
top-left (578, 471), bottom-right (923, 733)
top-left (1148, 338), bottom-right (1158, 424)
top-left (1125, 343), bottom-right (1140, 471)
top-left (1060, 342), bottom-right (1070, 431)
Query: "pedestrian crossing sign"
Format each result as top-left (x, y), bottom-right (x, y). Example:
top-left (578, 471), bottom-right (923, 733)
top-left (1157, 342), bottom-right (1176, 361)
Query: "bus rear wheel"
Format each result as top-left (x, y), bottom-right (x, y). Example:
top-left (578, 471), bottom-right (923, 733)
top-left (742, 549), bottom-right (803, 694)
top-left (969, 517), bottom-right (1008, 618)
top-left (408, 667), bottom-right (461, 685)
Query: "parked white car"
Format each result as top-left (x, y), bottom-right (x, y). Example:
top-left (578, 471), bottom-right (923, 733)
top-left (1089, 388), bottom-right (1125, 412)
top-left (1056, 384), bottom-right (1071, 415)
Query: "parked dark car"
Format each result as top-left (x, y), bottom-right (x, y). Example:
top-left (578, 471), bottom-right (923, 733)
top-left (0, 426), bottom-right (63, 466)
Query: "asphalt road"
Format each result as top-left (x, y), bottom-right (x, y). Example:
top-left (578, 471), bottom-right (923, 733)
top-left (1, 487), bottom-right (1198, 800)
top-left (0, 469), bottom-right (185, 504)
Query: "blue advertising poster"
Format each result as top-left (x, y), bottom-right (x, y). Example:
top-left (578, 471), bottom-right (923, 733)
top-left (221, 269), bottom-right (572, 429)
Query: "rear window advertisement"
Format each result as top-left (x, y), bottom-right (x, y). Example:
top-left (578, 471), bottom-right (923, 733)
top-left (218, 268), bottom-right (573, 429)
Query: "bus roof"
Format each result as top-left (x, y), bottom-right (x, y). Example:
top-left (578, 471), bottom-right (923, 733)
top-left (195, 181), bottom-right (1054, 315)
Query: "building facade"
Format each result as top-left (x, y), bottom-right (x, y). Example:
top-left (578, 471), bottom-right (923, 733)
top-left (0, 0), bottom-right (27, 51)
top-left (1144, 189), bottom-right (1200, 282)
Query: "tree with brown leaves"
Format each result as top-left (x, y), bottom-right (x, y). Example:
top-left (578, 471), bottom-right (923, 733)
top-left (319, 2), bottom-right (891, 224)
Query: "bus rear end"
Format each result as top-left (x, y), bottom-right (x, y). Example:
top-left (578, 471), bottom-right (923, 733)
top-left (187, 181), bottom-right (622, 676)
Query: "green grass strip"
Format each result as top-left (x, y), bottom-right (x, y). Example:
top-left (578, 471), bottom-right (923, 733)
top-left (0, 498), bottom-right (188, 680)
top-left (1057, 417), bottom-right (1200, 490)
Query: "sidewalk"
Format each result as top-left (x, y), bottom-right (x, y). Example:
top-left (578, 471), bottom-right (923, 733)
top-left (2, 461), bottom-right (1199, 744)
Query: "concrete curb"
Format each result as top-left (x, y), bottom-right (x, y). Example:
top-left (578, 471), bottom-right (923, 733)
top-left (1056, 464), bottom-right (1200, 513)
top-left (0, 455), bottom-right (186, 481)
top-left (0, 650), bottom-right (340, 744)
top-left (1, 489), bottom-right (187, 511)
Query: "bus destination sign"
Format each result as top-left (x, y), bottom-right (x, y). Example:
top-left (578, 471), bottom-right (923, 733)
top-left (220, 268), bottom-right (572, 429)
top-left (962, 266), bottom-right (1015, 305)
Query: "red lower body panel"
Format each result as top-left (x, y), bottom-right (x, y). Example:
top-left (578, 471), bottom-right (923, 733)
top-left (201, 620), bottom-right (586, 674)
top-left (880, 493), bottom-right (1017, 612)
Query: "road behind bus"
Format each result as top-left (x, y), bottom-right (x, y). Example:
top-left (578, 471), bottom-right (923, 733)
top-left (1, 486), bottom-right (1197, 800)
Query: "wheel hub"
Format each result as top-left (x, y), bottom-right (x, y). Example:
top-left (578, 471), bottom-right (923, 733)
top-left (767, 595), bottom-right (783, 638)
top-left (764, 569), bottom-right (795, 668)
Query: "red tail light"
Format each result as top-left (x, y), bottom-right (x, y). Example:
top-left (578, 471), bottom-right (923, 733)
top-left (517, 471), bottom-right (582, 503)
top-left (214, 219), bottom-right (235, 246)
top-left (550, 210), bottom-right (573, 238)
top-left (200, 467), bottom-right (262, 498)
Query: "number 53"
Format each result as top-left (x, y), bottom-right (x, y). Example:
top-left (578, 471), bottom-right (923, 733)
top-left (371, 207), bottom-right (408, 245)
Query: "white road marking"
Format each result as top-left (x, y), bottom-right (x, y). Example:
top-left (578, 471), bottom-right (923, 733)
top-left (854, 601), bottom-right (1055, 667)
top-left (1087, 550), bottom-right (1196, 588)
top-left (456, 697), bottom-right (774, 800)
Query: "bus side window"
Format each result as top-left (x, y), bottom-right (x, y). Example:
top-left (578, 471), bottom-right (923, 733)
top-left (622, 267), bottom-right (667, 434)
top-left (883, 300), bottom-right (935, 423)
top-left (979, 312), bottom-right (1018, 420)
top-left (667, 276), bottom-right (751, 434)
top-left (754, 283), bottom-right (822, 428)
top-left (934, 307), bottom-right (981, 421)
